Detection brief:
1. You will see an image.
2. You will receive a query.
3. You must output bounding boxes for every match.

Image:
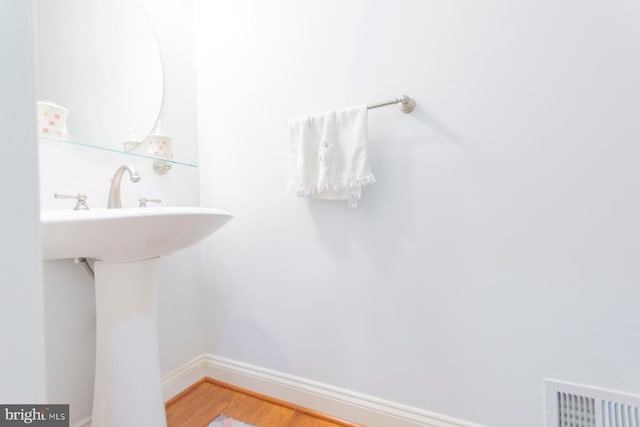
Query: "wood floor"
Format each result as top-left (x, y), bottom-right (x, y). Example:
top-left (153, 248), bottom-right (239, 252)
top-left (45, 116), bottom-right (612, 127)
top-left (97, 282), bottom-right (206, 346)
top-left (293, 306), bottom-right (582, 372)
top-left (165, 378), bottom-right (363, 427)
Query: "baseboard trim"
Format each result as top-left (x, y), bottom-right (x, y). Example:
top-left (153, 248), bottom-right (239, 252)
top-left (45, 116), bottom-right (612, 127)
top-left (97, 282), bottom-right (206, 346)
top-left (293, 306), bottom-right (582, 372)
top-left (162, 353), bottom-right (209, 401)
top-left (73, 353), bottom-right (485, 427)
top-left (202, 354), bottom-right (484, 427)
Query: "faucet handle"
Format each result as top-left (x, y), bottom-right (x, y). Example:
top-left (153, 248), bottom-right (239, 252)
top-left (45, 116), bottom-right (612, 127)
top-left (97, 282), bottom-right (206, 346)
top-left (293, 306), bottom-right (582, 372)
top-left (138, 197), bottom-right (161, 208)
top-left (54, 193), bottom-right (89, 210)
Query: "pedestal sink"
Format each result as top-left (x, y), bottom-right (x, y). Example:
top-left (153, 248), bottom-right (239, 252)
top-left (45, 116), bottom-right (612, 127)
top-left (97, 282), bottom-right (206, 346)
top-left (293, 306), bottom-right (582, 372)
top-left (41, 207), bottom-right (232, 427)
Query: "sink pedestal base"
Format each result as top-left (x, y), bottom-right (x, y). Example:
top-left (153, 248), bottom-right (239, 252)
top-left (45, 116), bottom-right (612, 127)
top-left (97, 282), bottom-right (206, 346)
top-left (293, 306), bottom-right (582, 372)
top-left (92, 258), bottom-right (167, 427)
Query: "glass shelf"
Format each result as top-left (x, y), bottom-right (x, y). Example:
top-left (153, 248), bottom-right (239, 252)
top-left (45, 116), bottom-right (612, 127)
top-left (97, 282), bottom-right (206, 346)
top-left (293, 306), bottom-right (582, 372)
top-left (39, 136), bottom-right (198, 168)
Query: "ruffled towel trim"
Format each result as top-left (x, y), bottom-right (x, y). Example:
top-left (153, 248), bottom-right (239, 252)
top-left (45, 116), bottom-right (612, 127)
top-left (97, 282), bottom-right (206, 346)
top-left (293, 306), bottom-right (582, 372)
top-left (288, 175), bottom-right (376, 198)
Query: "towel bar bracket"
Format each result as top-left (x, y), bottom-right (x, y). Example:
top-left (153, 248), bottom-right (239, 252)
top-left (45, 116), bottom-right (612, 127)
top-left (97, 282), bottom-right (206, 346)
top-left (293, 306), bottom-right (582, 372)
top-left (367, 95), bottom-right (416, 113)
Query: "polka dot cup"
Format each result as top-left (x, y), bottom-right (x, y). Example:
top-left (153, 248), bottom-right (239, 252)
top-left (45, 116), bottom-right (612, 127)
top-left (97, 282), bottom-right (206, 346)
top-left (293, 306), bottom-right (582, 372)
top-left (146, 134), bottom-right (173, 160)
top-left (37, 101), bottom-right (69, 140)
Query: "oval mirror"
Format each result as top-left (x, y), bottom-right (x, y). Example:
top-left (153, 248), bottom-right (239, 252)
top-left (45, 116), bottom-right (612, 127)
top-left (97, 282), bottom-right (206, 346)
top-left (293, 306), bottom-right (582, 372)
top-left (34, 0), bottom-right (163, 149)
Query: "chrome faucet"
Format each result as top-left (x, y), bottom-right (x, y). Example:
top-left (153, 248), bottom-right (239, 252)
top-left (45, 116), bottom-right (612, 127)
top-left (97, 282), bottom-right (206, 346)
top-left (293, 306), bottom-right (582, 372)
top-left (107, 165), bottom-right (141, 208)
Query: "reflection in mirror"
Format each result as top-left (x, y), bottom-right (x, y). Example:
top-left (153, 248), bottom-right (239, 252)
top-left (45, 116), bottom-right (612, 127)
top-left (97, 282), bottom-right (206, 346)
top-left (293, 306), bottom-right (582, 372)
top-left (34, 0), bottom-right (164, 149)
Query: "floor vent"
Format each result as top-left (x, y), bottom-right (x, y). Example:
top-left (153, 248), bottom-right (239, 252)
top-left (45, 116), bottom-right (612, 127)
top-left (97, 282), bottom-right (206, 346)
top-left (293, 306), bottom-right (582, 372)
top-left (545, 379), bottom-right (640, 427)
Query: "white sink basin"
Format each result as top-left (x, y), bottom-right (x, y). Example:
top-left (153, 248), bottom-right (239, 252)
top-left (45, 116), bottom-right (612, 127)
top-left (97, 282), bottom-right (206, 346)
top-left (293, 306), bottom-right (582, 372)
top-left (41, 207), bottom-right (232, 263)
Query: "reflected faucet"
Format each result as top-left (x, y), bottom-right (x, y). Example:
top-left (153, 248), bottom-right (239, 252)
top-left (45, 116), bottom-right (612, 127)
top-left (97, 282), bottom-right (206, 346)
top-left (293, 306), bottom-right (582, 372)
top-left (107, 165), bottom-right (141, 209)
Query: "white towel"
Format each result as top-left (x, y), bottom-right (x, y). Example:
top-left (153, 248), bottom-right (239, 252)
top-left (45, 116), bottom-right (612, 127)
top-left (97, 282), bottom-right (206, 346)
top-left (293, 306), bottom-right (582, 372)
top-left (287, 105), bottom-right (375, 207)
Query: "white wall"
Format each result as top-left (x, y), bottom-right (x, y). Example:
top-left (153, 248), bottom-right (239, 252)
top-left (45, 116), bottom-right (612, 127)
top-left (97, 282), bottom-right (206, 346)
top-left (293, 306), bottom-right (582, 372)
top-left (39, 0), bottom-right (202, 424)
top-left (195, 1), bottom-right (640, 426)
top-left (0, 0), bottom-right (46, 403)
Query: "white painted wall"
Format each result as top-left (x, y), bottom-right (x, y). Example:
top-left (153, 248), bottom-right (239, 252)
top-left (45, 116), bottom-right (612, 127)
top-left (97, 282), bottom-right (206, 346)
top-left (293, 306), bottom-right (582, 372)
top-left (195, 1), bottom-right (640, 426)
top-left (0, 0), bottom-right (46, 403)
top-left (39, 1), bottom-right (202, 424)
